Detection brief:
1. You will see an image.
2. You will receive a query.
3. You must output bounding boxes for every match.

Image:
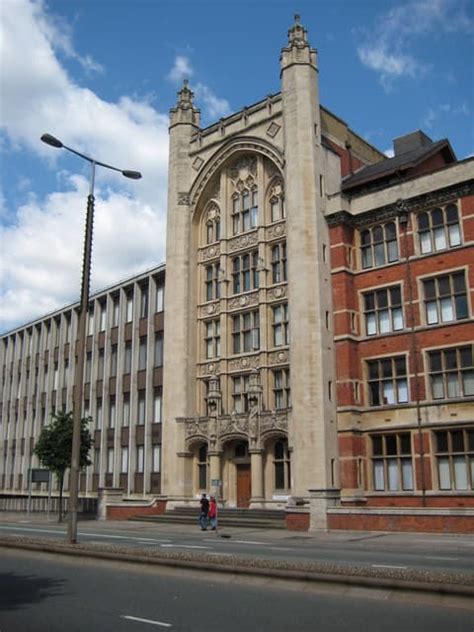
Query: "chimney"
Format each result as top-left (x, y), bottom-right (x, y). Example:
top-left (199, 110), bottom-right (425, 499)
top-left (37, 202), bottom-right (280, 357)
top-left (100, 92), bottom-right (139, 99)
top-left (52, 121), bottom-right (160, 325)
top-left (393, 130), bottom-right (433, 156)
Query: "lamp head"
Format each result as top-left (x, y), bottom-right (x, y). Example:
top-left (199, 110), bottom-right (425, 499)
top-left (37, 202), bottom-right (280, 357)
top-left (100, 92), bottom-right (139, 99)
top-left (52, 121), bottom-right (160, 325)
top-left (122, 170), bottom-right (142, 180)
top-left (41, 133), bottom-right (63, 148)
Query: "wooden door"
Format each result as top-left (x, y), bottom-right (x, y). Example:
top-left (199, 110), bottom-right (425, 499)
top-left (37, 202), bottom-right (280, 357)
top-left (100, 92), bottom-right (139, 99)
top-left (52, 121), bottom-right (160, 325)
top-left (236, 465), bottom-right (251, 507)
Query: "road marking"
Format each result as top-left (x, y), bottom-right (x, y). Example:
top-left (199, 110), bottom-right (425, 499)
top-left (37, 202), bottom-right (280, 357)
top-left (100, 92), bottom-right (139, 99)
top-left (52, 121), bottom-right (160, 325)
top-left (0, 526), bottom-right (173, 544)
top-left (232, 540), bottom-right (267, 545)
top-left (122, 615), bottom-right (172, 627)
top-left (268, 546), bottom-right (293, 551)
top-left (425, 555), bottom-right (459, 561)
top-left (160, 544), bottom-right (210, 550)
top-left (371, 564), bottom-right (407, 570)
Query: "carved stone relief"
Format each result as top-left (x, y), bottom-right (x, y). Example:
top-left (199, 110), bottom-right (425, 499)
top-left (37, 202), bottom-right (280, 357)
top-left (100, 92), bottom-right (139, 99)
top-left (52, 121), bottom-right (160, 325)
top-left (192, 157), bottom-right (204, 171)
top-left (228, 355), bottom-right (260, 372)
top-left (200, 244), bottom-right (221, 261)
top-left (267, 223), bottom-right (286, 240)
top-left (268, 350), bottom-right (289, 365)
top-left (228, 291), bottom-right (259, 311)
top-left (267, 286), bottom-right (287, 301)
top-left (266, 122), bottom-right (281, 138)
top-left (228, 231), bottom-right (258, 252)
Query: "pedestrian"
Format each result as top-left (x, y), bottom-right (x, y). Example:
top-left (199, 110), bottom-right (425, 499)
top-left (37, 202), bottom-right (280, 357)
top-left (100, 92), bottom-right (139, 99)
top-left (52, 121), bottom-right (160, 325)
top-left (199, 493), bottom-right (209, 530)
top-left (209, 495), bottom-right (218, 531)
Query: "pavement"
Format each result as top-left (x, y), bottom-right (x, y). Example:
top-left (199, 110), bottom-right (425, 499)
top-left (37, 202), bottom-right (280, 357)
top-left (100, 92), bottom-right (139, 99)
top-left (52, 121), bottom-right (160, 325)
top-left (1, 512), bottom-right (473, 603)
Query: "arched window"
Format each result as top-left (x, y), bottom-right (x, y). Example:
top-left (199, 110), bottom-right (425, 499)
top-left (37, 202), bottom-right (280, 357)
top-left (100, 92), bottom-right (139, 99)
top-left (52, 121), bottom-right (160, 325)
top-left (269, 180), bottom-right (285, 222)
top-left (417, 204), bottom-right (461, 254)
top-left (198, 445), bottom-right (208, 490)
top-left (271, 242), bottom-right (287, 284)
top-left (274, 439), bottom-right (291, 490)
top-left (204, 204), bottom-right (221, 245)
top-left (360, 222), bottom-right (398, 269)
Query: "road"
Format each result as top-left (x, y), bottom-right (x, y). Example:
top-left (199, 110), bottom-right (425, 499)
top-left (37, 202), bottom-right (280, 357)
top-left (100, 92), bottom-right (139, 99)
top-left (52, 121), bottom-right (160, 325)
top-left (0, 518), bottom-right (473, 577)
top-left (1, 548), bottom-right (473, 632)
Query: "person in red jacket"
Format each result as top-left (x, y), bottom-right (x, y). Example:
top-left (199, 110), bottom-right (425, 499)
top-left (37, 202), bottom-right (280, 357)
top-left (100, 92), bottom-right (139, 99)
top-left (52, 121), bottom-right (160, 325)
top-left (209, 495), bottom-right (218, 531)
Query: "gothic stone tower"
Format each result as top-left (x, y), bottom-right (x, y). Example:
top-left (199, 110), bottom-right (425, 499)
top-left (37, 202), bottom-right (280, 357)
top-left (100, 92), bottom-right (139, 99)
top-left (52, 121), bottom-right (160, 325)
top-left (162, 17), bottom-right (341, 527)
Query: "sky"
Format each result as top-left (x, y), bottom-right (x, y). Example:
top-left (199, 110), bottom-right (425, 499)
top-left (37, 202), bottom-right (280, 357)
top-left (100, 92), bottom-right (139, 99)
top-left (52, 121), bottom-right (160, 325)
top-left (1, 0), bottom-right (473, 334)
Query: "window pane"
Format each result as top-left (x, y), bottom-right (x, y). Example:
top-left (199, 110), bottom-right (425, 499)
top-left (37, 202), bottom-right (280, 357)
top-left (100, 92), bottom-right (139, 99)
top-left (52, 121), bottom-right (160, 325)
top-left (383, 381), bottom-right (395, 404)
top-left (434, 226), bottom-right (447, 250)
top-left (372, 436), bottom-right (383, 455)
top-left (420, 231), bottom-right (432, 254)
top-left (447, 373), bottom-right (460, 398)
top-left (448, 223), bottom-right (461, 246)
top-left (387, 240), bottom-right (398, 262)
top-left (378, 310), bottom-right (390, 333)
top-left (387, 459), bottom-right (399, 491)
top-left (374, 460), bottom-right (384, 490)
top-left (453, 456), bottom-right (468, 490)
top-left (440, 297), bottom-right (454, 322)
top-left (374, 243), bottom-right (385, 266)
top-left (432, 375), bottom-right (444, 399)
top-left (463, 370), bottom-right (474, 396)
top-left (366, 313), bottom-right (376, 336)
top-left (385, 435), bottom-right (397, 455)
top-left (438, 457), bottom-right (451, 489)
top-left (397, 379), bottom-right (408, 403)
top-left (436, 431), bottom-right (448, 452)
top-left (362, 247), bottom-right (372, 268)
top-left (401, 459), bottom-right (413, 490)
top-left (392, 308), bottom-right (404, 330)
top-left (455, 295), bottom-right (468, 320)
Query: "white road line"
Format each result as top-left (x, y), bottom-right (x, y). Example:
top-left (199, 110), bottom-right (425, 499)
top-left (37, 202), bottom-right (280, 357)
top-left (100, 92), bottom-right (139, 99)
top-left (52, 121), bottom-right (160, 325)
top-left (160, 544), bottom-right (210, 550)
top-left (0, 526), bottom-right (172, 544)
top-left (232, 540), bottom-right (267, 545)
top-left (268, 546), bottom-right (293, 551)
top-left (0, 526), bottom-right (65, 535)
top-left (425, 555), bottom-right (459, 561)
top-left (371, 564), bottom-right (407, 570)
top-left (121, 615), bottom-right (172, 627)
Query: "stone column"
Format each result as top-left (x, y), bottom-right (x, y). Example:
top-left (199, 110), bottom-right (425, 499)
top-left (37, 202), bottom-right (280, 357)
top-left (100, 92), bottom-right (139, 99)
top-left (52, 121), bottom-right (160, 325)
top-left (309, 488), bottom-right (340, 531)
top-left (209, 451), bottom-right (222, 499)
top-left (250, 449), bottom-right (264, 507)
top-left (162, 81), bottom-right (201, 500)
top-left (280, 16), bottom-right (340, 510)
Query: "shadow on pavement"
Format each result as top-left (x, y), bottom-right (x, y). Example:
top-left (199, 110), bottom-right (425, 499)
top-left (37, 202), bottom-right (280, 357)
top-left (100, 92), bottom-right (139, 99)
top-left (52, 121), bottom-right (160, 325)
top-left (0, 571), bottom-right (65, 611)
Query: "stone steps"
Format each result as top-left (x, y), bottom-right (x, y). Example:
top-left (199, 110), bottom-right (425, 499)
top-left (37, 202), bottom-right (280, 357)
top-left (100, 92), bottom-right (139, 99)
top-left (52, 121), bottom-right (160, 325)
top-left (129, 507), bottom-right (287, 530)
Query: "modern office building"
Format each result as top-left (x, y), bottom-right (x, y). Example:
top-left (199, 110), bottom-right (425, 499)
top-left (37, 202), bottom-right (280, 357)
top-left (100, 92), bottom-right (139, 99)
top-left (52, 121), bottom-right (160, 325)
top-left (1, 17), bottom-right (472, 531)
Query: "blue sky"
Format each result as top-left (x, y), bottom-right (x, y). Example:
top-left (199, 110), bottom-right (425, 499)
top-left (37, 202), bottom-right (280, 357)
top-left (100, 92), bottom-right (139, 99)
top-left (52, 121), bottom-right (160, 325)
top-left (1, 0), bottom-right (473, 333)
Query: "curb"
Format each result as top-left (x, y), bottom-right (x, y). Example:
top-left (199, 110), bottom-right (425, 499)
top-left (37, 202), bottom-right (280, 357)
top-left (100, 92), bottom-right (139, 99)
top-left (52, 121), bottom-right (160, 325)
top-left (1, 535), bottom-right (473, 600)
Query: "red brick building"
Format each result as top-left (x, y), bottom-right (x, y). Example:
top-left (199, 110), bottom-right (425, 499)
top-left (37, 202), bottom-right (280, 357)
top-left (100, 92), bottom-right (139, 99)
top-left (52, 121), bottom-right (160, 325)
top-left (326, 131), bottom-right (473, 532)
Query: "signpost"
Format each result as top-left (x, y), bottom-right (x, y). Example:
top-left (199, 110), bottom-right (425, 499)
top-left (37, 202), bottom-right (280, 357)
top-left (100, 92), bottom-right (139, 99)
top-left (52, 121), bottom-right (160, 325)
top-left (28, 468), bottom-right (51, 519)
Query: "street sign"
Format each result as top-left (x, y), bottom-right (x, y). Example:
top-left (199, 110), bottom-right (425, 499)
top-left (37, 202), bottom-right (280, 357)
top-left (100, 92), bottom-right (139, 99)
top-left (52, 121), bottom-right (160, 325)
top-left (211, 479), bottom-right (222, 487)
top-left (30, 468), bottom-right (50, 483)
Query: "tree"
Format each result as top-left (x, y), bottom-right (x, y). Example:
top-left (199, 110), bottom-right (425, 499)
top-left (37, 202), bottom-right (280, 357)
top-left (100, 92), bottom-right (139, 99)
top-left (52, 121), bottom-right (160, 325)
top-left (34, 411), bottom-right (93, 522)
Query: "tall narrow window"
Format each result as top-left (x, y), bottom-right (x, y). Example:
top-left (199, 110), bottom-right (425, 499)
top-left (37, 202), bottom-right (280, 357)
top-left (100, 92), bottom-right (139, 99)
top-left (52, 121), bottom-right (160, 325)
top-left (125, 291), bottom-right (133, 322)
top-left (153, 389), bottom-right (162, 423)
top-left (232, 251), bottom-right (259, 294)
top-left (124, 342), bottom-right (132, 374)
top-left (97, 348), bottom-right (105, 380)
top-left (232, 311), bottom-right (260, 354)
top-left (205, 263), bottom-right (221, 301)
top-left (271, 242), bottom-right (287, 284)
top-left (136, 445), bottom-right (144, 473)
top-left (122, 393), bottom-right (130, 427)
top-left (154, 333), bottom-right (164, 367)
top-left (121, 447), bottom-right (129, 473)
top-left (110, 344), bottom-right (117, 377)
top-left (435, 428), bottom-right (473, 491)
top-left (99, 302), bottom-right (107, 331)
top-left (205, 320), bottom-right (221, 359)
top-left (273, 368), bottom-right (291, 409)
top-left (140, 285), bottom-right (148, 319)
top-left (152, 445), bottom-right (161, 473)
top-left (198, 445), bottom-right (208, 489)
top-left (232, 188), bottom-right (258, 235)
top-left (96, 398), bottom-right (103, 429)
top-left (137, 391), bottom-right (146, 425)
top-left (138, 337), bottom-right (147, 371)
top-left (109, 396), bottom-right (116, 428)
top-left (232, 375), bottom-right (250, 413)
top-left (112, 296), bottom-right (120, 326)
top-left (274, 439), bottom-right (291, 490)
top-left (272, 304), bottom-right (290, 347)
top-left (155, 283), bottom-right (164, 312)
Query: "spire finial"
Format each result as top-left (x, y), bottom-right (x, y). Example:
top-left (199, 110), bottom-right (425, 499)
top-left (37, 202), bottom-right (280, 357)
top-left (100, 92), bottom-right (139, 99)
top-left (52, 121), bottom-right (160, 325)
top-left (288, 13), bottom-right (307, 46)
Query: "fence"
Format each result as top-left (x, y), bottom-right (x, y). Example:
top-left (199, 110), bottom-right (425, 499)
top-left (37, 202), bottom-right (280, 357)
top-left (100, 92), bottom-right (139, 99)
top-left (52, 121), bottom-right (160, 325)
top-left (0, 494), bottom-right (97, 515)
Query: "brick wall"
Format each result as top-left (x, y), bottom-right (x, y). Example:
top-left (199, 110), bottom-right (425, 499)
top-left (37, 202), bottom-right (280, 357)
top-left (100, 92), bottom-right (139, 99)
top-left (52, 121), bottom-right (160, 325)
top-left (107, 498), bottom-right (167, 520)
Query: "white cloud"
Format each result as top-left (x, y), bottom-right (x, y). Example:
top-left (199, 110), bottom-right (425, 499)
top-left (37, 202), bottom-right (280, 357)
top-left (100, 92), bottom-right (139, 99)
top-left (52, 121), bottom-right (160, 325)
top-left (423, 101), bottom-right (471, 128)
top-left (357, 0), bottom-right (474, 90)
top-left (166, 55), bottom-right (231, 122)
top-left (167, 55), bottom-right (194, 83)
top-left (0, 0), bottom-right (169, 332)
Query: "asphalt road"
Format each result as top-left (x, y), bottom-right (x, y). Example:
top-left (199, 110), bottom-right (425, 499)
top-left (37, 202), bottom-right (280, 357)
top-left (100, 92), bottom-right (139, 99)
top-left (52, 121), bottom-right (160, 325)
top-left (1, 548), bottom-right (473, 632)
top-left (0, 518), bottom-right (473, 577)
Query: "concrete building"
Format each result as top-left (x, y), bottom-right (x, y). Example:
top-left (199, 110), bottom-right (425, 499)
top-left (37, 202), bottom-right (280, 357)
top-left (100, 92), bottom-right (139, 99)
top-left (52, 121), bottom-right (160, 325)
top-left (1, 17), bottom-right (473, 532)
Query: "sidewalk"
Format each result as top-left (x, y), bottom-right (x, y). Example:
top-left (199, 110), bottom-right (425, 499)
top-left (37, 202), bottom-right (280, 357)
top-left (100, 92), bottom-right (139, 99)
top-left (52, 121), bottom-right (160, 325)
top-left (1, 512), bottom-right (473, 602)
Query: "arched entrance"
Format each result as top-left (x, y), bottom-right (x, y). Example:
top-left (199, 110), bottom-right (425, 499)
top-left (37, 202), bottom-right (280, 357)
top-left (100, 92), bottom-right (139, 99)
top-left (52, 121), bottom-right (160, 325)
top-left (234, 442), bottom-right (251, 507)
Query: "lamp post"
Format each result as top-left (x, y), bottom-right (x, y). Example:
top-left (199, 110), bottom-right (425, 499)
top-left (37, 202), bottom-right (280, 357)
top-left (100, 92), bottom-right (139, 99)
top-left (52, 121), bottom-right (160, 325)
top-left (40, 133), bottom-right (142, 543)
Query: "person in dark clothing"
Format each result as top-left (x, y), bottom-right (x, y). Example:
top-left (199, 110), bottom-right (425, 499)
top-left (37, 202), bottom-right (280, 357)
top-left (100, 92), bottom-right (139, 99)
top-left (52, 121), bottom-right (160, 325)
top-left (199, 493), bottom-right (209, 530)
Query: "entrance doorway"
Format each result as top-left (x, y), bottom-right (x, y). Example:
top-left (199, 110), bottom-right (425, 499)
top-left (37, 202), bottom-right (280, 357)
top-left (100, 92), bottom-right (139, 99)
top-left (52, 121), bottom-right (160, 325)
top-left (236, 465), bottom-right (251, 507)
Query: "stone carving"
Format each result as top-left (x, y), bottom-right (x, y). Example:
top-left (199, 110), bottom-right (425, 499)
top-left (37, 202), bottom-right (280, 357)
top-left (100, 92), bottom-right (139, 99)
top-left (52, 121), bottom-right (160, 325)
top-left (228, 355), bottom-right (260, 372)
top-left (228, 156), bottom-right (257, 183)
top-left (267, 223), bottom-right (286, 240)
top-left (268, 351), bottom-right (289, 365)
top-left (190, 140), bottom-right (285, 208)
top-left (200, 303), bottom-right (219, 318)
top-left (260, 410), bottom-right (288, 435)
top-left (200, 245), bottom-right (220, 261)
top-left (178, 192), bottom-right (190, 206)
top-left (228, 291), bottom-right (259, 311)
top-left (192, 157), bottom-right (204, 171)
top-left (228, 231), bottom-right (258, 252)
top-left (268, 286), bottom-right (286, 301)
top-left (266, 122), bottom-right (281, 138)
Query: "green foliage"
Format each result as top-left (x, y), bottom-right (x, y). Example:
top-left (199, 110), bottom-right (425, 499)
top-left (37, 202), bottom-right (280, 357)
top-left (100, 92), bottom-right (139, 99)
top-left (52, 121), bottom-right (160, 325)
top-left (33, 410), bottom-right (93, 478)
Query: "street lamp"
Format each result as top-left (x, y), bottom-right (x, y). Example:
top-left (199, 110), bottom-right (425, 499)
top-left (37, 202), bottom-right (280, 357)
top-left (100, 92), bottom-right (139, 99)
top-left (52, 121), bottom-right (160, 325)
top-left (41, 133), bottom-right (142, 543)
